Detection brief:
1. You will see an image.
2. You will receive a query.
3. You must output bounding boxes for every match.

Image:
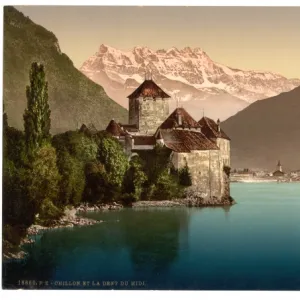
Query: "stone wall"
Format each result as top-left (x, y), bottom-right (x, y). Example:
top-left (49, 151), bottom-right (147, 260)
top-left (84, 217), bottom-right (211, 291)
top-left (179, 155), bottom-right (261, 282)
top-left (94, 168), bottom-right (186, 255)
top-left (216, 138), bottom-right (230, 167)
top-left (128, 98), bottom-right (139, 126)
top-left (171, 150), bottom-right (223, 199)
top-left (222, 166), bottom-right (231, 200)
top-left (129, 97), bottom-right (169, 134)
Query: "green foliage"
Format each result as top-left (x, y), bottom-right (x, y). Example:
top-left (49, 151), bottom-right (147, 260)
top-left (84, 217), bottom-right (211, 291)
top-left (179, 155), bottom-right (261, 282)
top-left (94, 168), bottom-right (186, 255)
top-left (3, 112), bottom-right (34, 227)
top-left (56, 150), bottom-right (85, 206)
top-left (138, 145), bottom-right (185, 200)
top-left (3, 125), bottom-right (26, 168)
top-left (151, 169), bottom-right (184, 200)
top-left (52, 131), bottom-right (98, 206)
top-left (97, 136), bottom-right (129, 188)
top-left (138, 144), bottom-right (172, 185)
top-left (26, 144), bottom-right (61, 214)
top-left (178, 163), bottom-right (193, 186)
top-left (53, 131), bottom-right (98, 162)
top-left (36, 199), bottom-right (64, 227)
top-left (83, 161), bottom-right (118, 204)
top-left (122, 155), bottom-right (148, 202)
top-left (23, 62), bottom-right (51, 158)
top-left (3, 159), bottom-right (35, 227)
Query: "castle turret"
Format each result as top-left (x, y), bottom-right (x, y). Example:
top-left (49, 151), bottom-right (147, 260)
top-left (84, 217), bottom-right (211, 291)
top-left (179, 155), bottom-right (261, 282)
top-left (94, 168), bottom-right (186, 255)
top-left (127, 79), bottom-right (170, 134)
top-left (199, 116), bottom-right (231, 167)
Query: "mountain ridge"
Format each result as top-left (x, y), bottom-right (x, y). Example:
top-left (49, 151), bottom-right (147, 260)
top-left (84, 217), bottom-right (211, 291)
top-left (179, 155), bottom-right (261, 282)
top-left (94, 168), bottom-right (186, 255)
top-left (3, 7), bottom-right (127, 133)
top-left (80, 43), bottom-right (300, 121)
top-left (221, 86), bottom-right (300, 171)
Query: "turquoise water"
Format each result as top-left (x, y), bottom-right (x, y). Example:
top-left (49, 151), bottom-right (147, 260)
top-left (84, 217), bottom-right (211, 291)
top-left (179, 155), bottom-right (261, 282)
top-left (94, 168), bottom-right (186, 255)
top-left (3, 183), bottom-right (300, 290)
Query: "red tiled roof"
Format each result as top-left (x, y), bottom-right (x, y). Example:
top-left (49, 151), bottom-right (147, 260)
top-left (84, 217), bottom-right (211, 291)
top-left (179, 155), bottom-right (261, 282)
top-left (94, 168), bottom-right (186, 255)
top-left (164, 141), bottom-right (191, 153)
top-left (127, 79), bottom-right (170, 99)
top-left (160, 108), bottom-right (201, 129)
top-left (160, 129), bottom-right (219, 153)
top-left (199, 117), bottom-right (230, 140)
top-left (106, 119), bottom-right (126, 136)
top-left (133, 135), bottom-right (156, 146)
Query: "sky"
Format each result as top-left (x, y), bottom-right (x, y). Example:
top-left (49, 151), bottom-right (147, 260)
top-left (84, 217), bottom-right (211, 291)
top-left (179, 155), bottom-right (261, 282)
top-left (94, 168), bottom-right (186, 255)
top-left (15, 5), bottom-right (300, 78)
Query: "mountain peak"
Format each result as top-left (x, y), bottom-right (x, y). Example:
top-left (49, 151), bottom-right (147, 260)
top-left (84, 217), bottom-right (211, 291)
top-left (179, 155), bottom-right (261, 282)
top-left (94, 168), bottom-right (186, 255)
top-left (167, 46), bottom-right (179, 52)
top-left (183, 46), bottom-right (192, 53)
top-left (98, 43), bottom-right (121, 54)
top-left (133, 46), bottom-right (153, 56)
top-left (193, 47), bottom-right (204, 53)
top-left (80, 43), bottom-right (300, 115)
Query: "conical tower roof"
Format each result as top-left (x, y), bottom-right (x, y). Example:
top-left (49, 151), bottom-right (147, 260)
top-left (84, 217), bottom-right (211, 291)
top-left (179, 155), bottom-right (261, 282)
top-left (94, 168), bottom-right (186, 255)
top-left (160, 107), bottom-right (200, 129)
top-left (106, 119), bottom-right (126, 136)
top-left (127, 79), bottom-right (170, 99)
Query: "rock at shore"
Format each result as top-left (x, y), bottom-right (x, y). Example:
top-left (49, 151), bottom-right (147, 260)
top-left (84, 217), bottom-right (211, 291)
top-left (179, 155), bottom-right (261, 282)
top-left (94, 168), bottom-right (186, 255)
top-left (3, 250), bottom-right (28, 261)
top-left (76, 203), bottom-right (123, 213)
top-left (133, 196), bottom-right (235, 208)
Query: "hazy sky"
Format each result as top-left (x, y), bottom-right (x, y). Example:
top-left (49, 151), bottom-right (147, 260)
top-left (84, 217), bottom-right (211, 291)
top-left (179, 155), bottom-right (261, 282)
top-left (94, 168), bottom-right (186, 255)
top-left (15, 6), bottom-right (300, 78)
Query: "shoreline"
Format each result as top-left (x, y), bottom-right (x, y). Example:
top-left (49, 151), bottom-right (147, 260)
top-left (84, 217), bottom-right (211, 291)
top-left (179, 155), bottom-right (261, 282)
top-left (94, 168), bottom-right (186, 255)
top-left (3, 203), bottom-right (124, 262)
top-left (132, 198), bottom-right (236, 208)
top-left (230, 178), bottom-right (300, 183)
top-left (3, 198), bottom-right (234, 262)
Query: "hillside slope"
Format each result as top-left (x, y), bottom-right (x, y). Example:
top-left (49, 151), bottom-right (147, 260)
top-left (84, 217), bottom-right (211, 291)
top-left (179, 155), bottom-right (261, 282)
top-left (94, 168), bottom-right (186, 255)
top-left (3, 7), bottom-right (127, 133)
top-left (222, 86), bottom-right (300, 170)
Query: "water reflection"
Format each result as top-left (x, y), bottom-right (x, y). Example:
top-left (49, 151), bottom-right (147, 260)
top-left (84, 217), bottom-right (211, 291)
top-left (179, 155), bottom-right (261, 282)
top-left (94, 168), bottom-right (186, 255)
top-left (3, 206), bottom-right (235, 289)
top-left (119, 208), bottom-right (190, 274)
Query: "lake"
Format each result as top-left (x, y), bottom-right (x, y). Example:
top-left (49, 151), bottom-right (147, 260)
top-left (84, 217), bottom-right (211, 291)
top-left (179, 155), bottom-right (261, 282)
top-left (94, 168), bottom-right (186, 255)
top-left (3, 183), bottom-right (300, 290)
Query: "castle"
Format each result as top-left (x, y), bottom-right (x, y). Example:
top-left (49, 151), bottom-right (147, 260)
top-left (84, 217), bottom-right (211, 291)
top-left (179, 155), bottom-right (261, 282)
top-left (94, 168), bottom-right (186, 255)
top-left (105, 78), bottom-right (231, 202)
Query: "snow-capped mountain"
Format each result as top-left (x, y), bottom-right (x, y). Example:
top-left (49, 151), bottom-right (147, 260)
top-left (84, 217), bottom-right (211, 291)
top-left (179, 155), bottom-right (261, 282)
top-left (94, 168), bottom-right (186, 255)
top-left (80, 44), bottom-right (300, 121)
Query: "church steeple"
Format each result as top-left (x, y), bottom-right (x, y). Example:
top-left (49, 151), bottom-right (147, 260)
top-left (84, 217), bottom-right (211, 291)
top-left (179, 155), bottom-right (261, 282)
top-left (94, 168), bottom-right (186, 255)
top-left (277, 160), bottom-right (282, 172)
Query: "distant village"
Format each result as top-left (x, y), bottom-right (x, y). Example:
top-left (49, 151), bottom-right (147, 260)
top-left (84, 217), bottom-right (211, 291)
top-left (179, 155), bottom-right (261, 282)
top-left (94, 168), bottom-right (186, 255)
top-left (231, 161), bottom-right (300, 183)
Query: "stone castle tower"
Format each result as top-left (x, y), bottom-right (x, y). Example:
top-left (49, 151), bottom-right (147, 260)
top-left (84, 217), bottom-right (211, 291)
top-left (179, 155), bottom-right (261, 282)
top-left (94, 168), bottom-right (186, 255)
top-left (106, 78), bottom-right (232, 204)
top-left (127, 79), bottom-right (170, 134)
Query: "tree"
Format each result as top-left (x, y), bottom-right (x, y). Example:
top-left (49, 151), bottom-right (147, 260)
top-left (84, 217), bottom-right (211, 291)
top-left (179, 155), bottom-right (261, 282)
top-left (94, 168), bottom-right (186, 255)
top-left (97, 136), bottom-right (129, 188)
top-left (53, 131), bottom-right (98, 163)
top-left (52, 131), bottom-right (98, 206)
top-left (151, 169), bottom-right (184, 200)
top-left (122, 155), bottom-right (148, 202)
top-left (56, 150), bottom-right (85, 206)
top-left (138, 144), bottom-right (172, 185)
top-left (83, 161), bottom-right (113, 204)
top-left (23, 62), bottom-right (51, 158)
top-left (178, 163), bottom-right (192, 186)
top-left (26, 144), bottom-right (61, 220)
